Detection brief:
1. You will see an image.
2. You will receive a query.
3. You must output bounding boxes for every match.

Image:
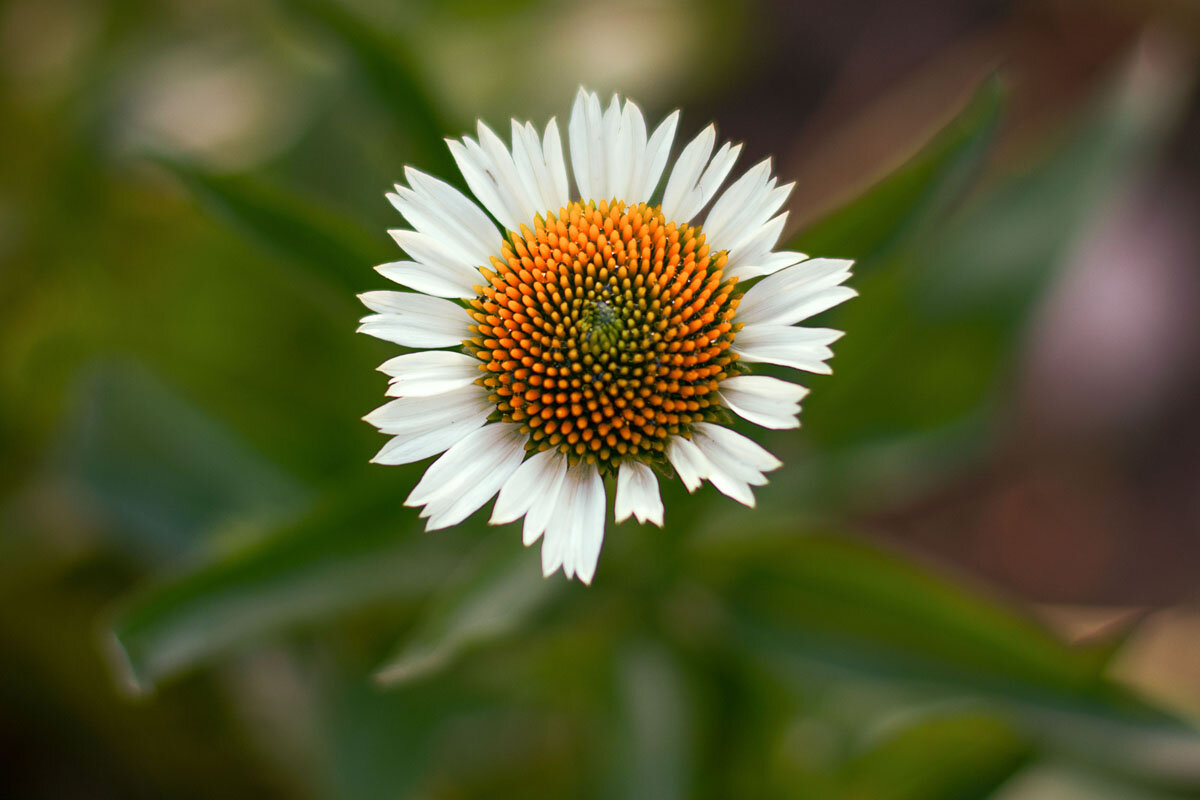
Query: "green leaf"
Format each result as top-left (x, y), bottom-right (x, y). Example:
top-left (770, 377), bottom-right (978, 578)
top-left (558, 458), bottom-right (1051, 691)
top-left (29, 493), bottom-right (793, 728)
top-left (693, 531), bottom-right (1172, 721)
top-left (106, 471), bottom-right (458, 694)
top-left (790, 73), bottom-right (1005, 262)
top-left (57, 360), bottom-right (307, 562)
top-left (283, 0), bottom-right (458, 177)
top-left (160, 158), bottom-right (391, 293)
top-left (373, 534), bottom-right (556, 686)
top-left (839, 711), bottom-right (1034, 800)
top-left (792, 54), bottom-right (1189, 509)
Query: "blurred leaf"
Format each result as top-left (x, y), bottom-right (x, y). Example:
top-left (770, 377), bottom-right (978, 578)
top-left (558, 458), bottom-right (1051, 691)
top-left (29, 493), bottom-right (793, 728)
top-left (605, 643), bottom-right (695, 800)
top-left (695, 531), bottom-right (1181, 724)
top-left (107, 471), bottom-right (458, 694)
top-left (283, 0), bottom-right (458, 177)
top-left (374, 535), bottom-right (556, 686)
top-left (840, 711), bottom-right (1033, 800)
top-left (160, 158), bottom-right (391, 293)
top-left (795, 51), bottom-right (1188, 507)
top-left (790, 73), bottom-right (1005, 261)
top-left (56, 361), bottom-right (307, 562)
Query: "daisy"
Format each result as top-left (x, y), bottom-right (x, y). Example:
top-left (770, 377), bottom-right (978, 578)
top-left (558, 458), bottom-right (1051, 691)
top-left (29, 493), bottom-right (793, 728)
top-left (359, 88), bottom-right (855, 584)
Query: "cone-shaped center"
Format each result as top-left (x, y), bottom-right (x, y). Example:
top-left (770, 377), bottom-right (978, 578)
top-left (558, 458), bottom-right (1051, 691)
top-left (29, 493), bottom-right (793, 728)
top-left (465, 199), bottom-right (743, 474)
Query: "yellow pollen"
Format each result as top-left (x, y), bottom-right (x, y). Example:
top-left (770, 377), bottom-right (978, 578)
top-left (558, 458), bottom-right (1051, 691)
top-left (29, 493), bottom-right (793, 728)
top-left (465, 199), bottom-right (743, 473)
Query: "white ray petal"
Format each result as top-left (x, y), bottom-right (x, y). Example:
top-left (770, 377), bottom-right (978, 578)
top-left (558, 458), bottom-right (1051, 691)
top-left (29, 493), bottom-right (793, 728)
top-left (357, 292), bottom-right (469, 349)
top-left (637, 109), bottom-right (679, 202)
top-left (733, 325), bottom-right (843, 373)
top-left (666, 435), bottom-right (712, 492)
top-left (447, 138), bottom-right (522, 233)
top-left (615, 461), bottom-right (664, 526)
top-left (725, 249), bottom-right (809, 281)
top-left (490, 448), bottom-right (560, 525)
top-left (386, 188), bottom-right (493, 271)
top-left (568, 88), bottom-right (595, 203)
top-left (386, 229), bottom-right (483, 290)
top-left (543, 117), bottom-right (571, 209)
top-left (364, 387), bottom-right (491, 435)
top-left (599, 93), bottom-right (622, 202)
top-left (735, 257), bottom-right (855, 325)
top-left (509, 119), bottom-right (550, 217)
top-left (476, 121), bottom-right (538, 227)
top-left (404, 423), bottom-right (526, 530)
top-left (686, 141), bottom-right (742, 222)
top-left (661, 124), bottom-right (715, 222)
top-left (403, 167), bottom-right (502, 257)
top-left (693, 422), bottom-right (782, 472)
top-left (374, 260), bottom-right (477, 299)
top-left (366, 389), bottom-right (492, 465)
top-left (378, 350), bottom-right (481, 397)
top-left (522, 452), bottom-right (569, 545)
top-left (703, 158), bottom-right (773, 248)
top-left (571, 465), bottom-right (607, 585)
top-left (720, 375), bottom-right (809, 430)
top-left (621, 99), bottom-right (649, 203)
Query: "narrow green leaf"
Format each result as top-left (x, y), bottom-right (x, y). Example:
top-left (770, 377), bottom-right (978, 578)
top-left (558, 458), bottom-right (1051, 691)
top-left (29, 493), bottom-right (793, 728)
top-left (283, 0), bottom-right (458, 177)
top-left (373, 535), bottom-right (555, 686)
top-left (161, 158), bottom-right (391, 292)
top-left (839, 711), bottom-right (1034, 800)
top-left (693, 531), bottom-right (1181, 725)
top-left (106, 471), bottom-right (458, 694)
top-left (57, 360), bottom-right (307, 562)
top-left (790, 72), bottom-right (1005, 261)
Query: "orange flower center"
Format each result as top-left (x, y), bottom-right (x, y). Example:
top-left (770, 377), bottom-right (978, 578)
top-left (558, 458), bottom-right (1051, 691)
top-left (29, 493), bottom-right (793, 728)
top-left (466, 199), bottom-right (743, 474)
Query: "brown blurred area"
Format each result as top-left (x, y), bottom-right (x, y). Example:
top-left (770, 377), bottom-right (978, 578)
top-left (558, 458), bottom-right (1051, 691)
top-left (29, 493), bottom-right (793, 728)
top-left (707, 0), bottom-right (1200, 606)
top-left (719, 0), bottom-right (1200, 720)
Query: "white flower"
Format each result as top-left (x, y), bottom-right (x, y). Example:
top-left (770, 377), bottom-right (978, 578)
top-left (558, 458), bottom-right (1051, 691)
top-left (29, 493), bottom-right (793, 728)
top-left (359, 88), bottom-right (855, 584)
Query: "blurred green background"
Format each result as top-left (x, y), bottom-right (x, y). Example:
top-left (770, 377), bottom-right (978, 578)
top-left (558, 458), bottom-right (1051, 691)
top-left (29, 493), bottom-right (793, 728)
top-left (4, 0), bottom-right (1200, 797)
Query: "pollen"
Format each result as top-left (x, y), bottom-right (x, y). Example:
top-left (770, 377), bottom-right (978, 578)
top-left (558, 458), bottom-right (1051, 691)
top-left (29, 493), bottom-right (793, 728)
top-left (464, 199), bottom-right (744, 474)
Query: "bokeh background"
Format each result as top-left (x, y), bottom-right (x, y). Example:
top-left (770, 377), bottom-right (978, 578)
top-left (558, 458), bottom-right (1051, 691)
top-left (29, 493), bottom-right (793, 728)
top-left (4, 0), bottom-right (1200, 797)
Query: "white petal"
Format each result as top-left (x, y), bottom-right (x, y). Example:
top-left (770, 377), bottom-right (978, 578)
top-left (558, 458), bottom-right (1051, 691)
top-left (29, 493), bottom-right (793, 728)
top-left (688, 141), bottom-right (742, 221)
top-left (735, 257), bottom-right (855, 326)
top-left (599, 93), bottom-right (622, 201)
top-left (364, 387), bottom-right (491, 435)
top-left (660, 124), bottom-right (715, 222)
top-left (543, 118), bottom-right (571, 209)
top-left (375, 260), bottom-right (477, 299)
top-left (637, 109), bottom-right (679, 202)
top-left (733, 325), bottom-right (843, 374)
top-left (509, 119), bottom-right (551, 218)
top-left (357, 292), bottom-right (469, 349)
top-left (387, 229), bottom-right (486, 292)
top-left (403, 167), bottom-right (502, 258)
top-left (620, 99), bottom-right (649, 203)
top-left (447, 137), bottom-right (522, 233)
top-left (720, 375), bottom-right (809, 430)
top-left (386, 188), bottom-right (493, 272)
top-left (693, 422), bottom-right (782, 472)
top-left (703, 158), bottom-right (775, 249)
top-left (366, 389), bottom-right (492, 464)
top-left (405, 423), bottom-right (527, 530)
top-left (571, 466), bottom-right (607, 585)
top-left (615, 461), bottom-right (664, 526)
top-left (476, 122), bottom-right (538, 228)
top-left (568, 88), bottom-right (595, 203)
top-left (690, 423), bottom-right (782, 508)
top-left (725, 249), bottom-right (809, 281)
top-left (490, 448), bottom-right (559, 525)
top-left (370, 419), bottom-right (487, 465)
top-left (378, 350), bottom-right (481, 397)
top-left (522, 452), bottom-right (569, 545)
top-left (666, 436), bottom-right (711, 492)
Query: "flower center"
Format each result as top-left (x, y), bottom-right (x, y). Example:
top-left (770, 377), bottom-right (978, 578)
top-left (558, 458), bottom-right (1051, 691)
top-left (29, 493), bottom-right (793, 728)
top-left (465, 199), bottom-right (743, 474)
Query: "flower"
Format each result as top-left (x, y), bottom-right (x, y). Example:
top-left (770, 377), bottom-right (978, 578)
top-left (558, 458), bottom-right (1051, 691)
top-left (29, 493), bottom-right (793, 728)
top-left (359, 88), bottom-right (855, 584)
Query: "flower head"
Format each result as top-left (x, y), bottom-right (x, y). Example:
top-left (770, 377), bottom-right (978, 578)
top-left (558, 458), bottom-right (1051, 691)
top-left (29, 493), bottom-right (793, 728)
top-left (360, 89), bottom-right (855, 584)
